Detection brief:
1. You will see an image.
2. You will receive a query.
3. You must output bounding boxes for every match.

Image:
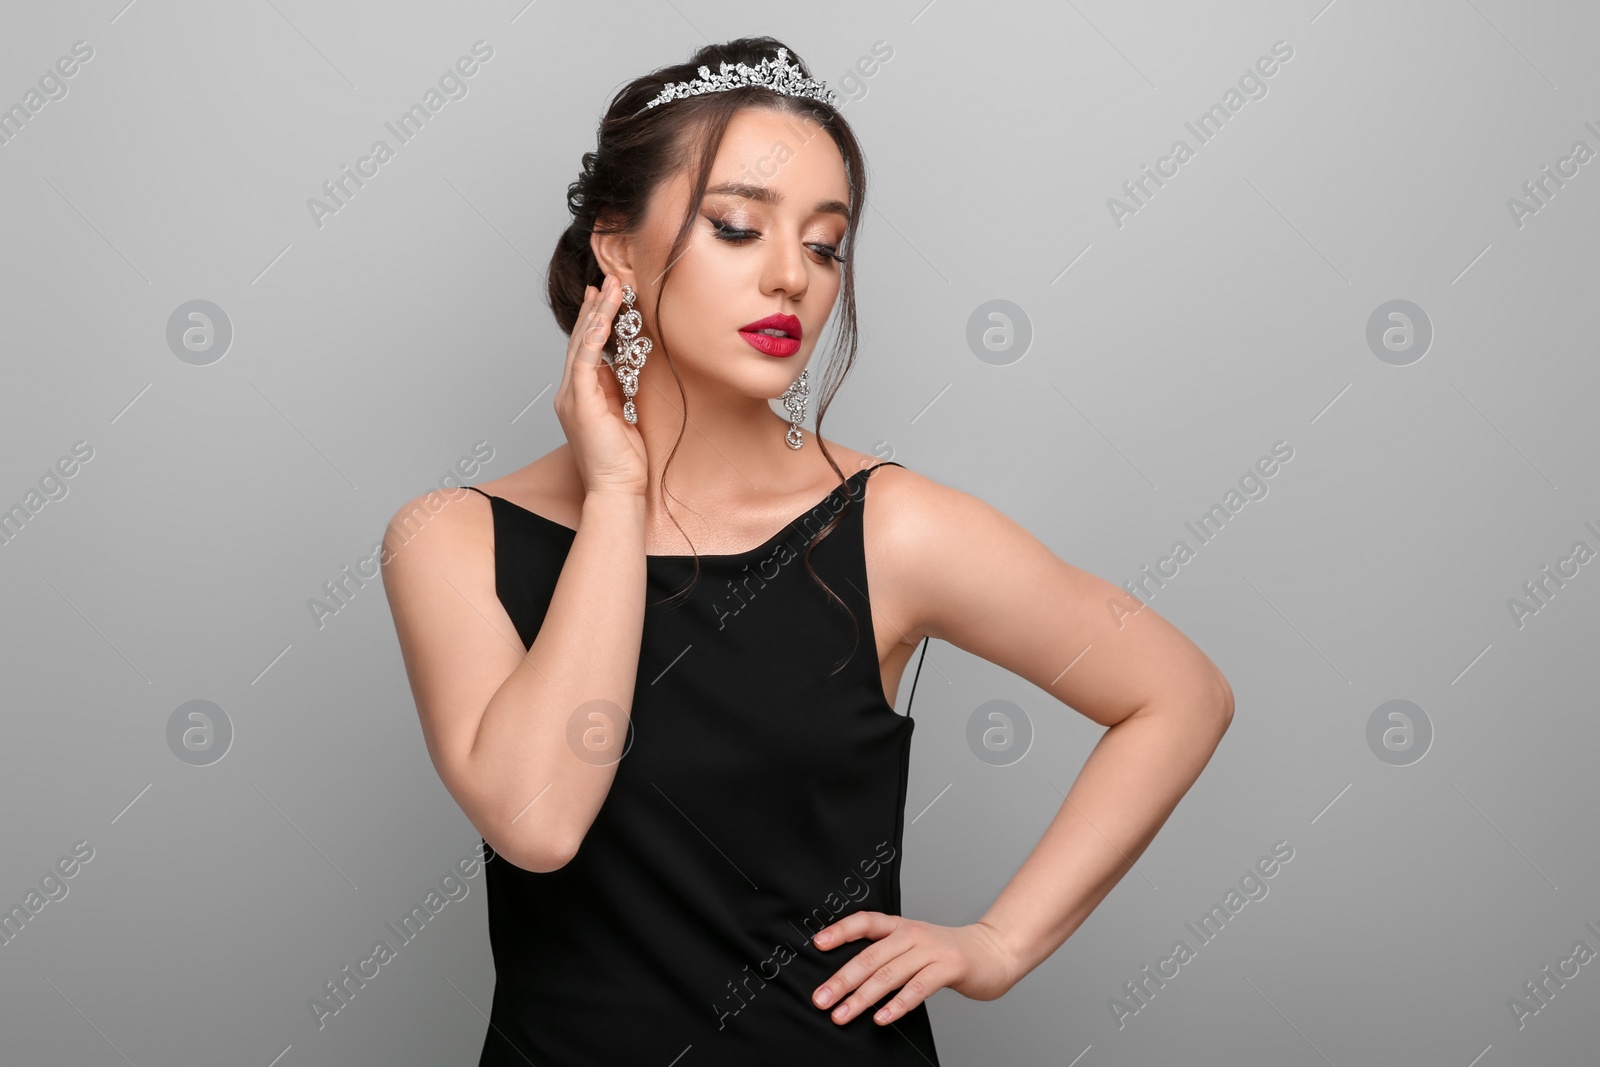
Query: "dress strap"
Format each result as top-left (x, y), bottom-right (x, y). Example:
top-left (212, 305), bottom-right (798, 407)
top-left (904, 637), bottom-right (930, 716)
top-left (461, 485), bottom-right (493, 500)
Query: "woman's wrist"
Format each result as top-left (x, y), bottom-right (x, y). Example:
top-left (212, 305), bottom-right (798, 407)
top-left (580, 489), bottom-right (647, 529)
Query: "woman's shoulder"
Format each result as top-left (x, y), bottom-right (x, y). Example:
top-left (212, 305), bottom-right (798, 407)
top-left (381, 446), bottom-right (577, 564)
top-left (841, 448), bottom-right (947, 524)
top-left (466, 445), bottom-right (586, 527)
top-left (846, 451), bottom-right (1021, 572)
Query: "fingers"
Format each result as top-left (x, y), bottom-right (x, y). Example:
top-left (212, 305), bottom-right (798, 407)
top-left (810, 914), bottom-right (954, 1027)
top-left (574, 285), bottom-right (606, 367)
top-left (821, 936), bottom-right (941, 1026)
top-left (858, 960), bottom-right (943, 1026)
top-left (557, 276), bottom-right (625, 410)
top-left (811, 912), bottom-right (893, 1007)
top-left (814, 910), bottom-right (892, 954)
top-left (560, 281), bottom-right (594, 384)
top-left (572, 276), bottom-right (624, 369)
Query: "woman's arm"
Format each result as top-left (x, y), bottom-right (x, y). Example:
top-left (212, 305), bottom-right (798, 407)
top-left (873, 466), bottom-right (1234, 988)
top-left (975, 679), bottom-right (1231, 984)
top-left (381, 486), bottom-right (648, 873)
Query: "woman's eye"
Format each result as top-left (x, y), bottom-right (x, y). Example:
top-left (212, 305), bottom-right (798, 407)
top-left (708, 218), bottom-right (757, 243)
top-left (708, 217), bottom-right (842, 264)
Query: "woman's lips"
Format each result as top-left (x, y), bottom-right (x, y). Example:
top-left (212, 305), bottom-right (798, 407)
top-left (738, 330), bottom-right (801, 357)
top-left (739, 313), bottom-right (802, 339)
top-left (738, 313), bottom-right (801, 357)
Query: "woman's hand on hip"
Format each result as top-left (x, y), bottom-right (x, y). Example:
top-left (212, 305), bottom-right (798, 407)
top-left (810, 912), bottom-right (1018, 1026)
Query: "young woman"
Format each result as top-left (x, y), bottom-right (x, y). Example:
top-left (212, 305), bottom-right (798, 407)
top-left (382, 36), bottom-right (1233, 1066)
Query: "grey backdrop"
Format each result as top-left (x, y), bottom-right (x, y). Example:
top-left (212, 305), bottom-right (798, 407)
top-left (3, 1), bottom-right (1597, 1064)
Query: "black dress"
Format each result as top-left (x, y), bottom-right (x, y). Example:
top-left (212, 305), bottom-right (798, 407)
top-left (461, 461), bottom-right (938, 1065)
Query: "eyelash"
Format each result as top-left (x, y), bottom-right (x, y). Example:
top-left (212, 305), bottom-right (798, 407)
top-left (706, 216), bottom-right (844, 264)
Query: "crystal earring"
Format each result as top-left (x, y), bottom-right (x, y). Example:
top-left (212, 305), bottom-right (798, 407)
top-left (606, 283), bottom-right (652, 424)
top-left (778, 368), bottom-right (810, 449)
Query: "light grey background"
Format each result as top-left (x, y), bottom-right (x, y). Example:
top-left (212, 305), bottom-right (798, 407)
top-left (3, 1), bottom-right (1597, 1064)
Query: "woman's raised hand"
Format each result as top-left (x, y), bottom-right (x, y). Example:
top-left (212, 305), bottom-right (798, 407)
top-left (555, 274), bottom-right (648, 499)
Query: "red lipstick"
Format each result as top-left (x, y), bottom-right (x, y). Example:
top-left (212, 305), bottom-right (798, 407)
top-left (738, 313), bottom-right (802, 358)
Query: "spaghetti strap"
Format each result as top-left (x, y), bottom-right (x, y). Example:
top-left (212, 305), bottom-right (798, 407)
top-left (904, 637), bottom-right (931, 716)
top-left (461, 485), bottom-right (493, 500)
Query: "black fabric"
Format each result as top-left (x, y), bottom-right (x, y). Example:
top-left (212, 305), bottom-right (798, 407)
top-left (461, 462), bottom-right (938, 1065)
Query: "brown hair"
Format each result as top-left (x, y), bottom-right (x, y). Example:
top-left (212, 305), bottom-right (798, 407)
top-left (546, 36), bottom-right (872, 676)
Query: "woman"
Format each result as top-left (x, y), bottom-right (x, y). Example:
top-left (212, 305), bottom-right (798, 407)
top-left (382, 36), bottom-right (1233, 1066)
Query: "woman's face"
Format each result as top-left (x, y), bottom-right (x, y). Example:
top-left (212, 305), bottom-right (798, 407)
top-left (610, 105), bottom-right (852, 404)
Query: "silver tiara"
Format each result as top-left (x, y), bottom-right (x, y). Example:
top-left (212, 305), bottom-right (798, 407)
top-left (641, 48), bottom-right (839, 112)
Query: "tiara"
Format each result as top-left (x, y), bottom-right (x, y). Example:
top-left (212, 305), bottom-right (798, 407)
top-left (641, 48), bottom-right (839, 112)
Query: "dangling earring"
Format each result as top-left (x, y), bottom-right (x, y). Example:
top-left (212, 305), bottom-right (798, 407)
top-left (607, 283), bottom-right (651, 424)
top-left (778, 368), bottom-right (810, 449)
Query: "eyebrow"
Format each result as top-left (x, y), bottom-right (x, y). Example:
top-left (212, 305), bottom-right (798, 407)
top-left (703, 180), bottom-right (851, 223)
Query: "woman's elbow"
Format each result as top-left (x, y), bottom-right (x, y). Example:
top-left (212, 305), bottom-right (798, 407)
top-left (1210, 669), bottom-right (1235, 731)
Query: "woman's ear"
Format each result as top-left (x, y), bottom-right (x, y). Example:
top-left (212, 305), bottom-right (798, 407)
top-left (590, 220), bottom-right (636, 288)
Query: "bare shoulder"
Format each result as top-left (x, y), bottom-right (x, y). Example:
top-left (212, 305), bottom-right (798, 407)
top-left (859, 459), bottom-right (1073, 643)
top-left (380, 483), bottom-right (491, 592)
top-left (861, 459), bottom-right (1232, 728)
top-left (380, 446), bottom-right (524, 559)
top-left (472, 445), bottom-right (586, 525)
top-left (386, 444), bottom-right (592, 591)
top-left (857, 458), bottom-right (1009, 552)
top-left (383, 445), bottom-right (577, 584)
top-left (473, 444), bottom-right (574, 495)
top-left (853, 458), bottom-right (999, 647)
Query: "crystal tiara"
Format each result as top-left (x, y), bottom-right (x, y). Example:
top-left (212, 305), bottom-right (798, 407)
top-left (641, 47), bottom-right (839, 112)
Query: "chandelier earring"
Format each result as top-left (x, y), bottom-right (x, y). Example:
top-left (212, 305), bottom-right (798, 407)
top-left (604, 283), bottom-right (651, 424)
top-left (778, 368), bottom-right (810, 449)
